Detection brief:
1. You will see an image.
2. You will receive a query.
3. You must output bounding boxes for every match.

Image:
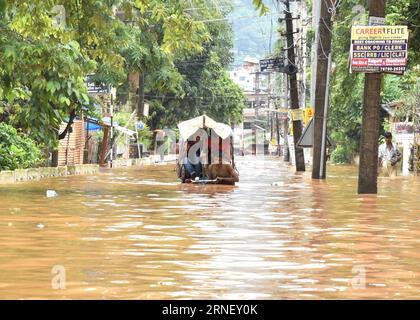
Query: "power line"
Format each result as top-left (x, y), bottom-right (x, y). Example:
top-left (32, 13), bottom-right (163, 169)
top-left (184, 5), bottom-right (243, 12)
top-left (194, 12), bottom-right (283, 24)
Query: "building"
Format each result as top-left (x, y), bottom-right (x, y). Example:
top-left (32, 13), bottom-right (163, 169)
top-left (230, 57), bottom-right (275, 155)
top-left (57, 119), bottom-right (85, 166)
top-left (229, 57), bottom-right (272, 109)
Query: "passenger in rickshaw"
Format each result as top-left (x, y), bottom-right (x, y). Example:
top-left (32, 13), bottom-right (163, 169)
top-left (183, 135), bottom-right (202, 180)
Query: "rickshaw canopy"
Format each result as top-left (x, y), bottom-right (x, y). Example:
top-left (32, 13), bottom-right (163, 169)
top-left (177, 115), bottom-right (233, 140)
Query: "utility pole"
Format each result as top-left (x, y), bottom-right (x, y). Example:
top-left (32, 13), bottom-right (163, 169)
top-left (310, 0), bottom-right (321, 109)
top-left (137, 72), bottom-right (145, 119)
top-left (298, 3), bottom-right (306, 111)
top-left (275, 1), bottom-right (288, 161)
top-left (283, 72), bottom-right (290, 162)
top-left (358, 0), bottom-right (387, 194)
top-left (268, 72), bottom-right (275, 142)
top-left (283, 0), bottom-right (305, 171)
top-left (312, 0), bottom-right (334, 179)
top-left (276, 110), bottom-right (281, 156)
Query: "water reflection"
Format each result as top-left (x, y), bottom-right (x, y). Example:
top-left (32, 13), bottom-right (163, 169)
top-left (0, 157), bottom-right (418, 299)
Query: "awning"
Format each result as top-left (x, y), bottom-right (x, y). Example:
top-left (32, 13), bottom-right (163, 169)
top-left (177, 115), bottom-right (233, 140)
top-left (114, 125), bottom-right (136, 137)
top-left (85, 116), bottom-right (136, 136)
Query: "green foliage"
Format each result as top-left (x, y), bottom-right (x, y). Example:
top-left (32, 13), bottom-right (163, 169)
top-left (387, 0), bottom-right (420, 67)
top-left (0, 1), bottom-right (100, 147)
top-left (252, 0), bottom-right (270, 16)
top-left (113, 111), bottom-right (133, 128)
top-left (0, 123), bottom-right (42, 170)
top-left (232, 0), bottom-right (277, 65)
top-left (0, 0), bottom-right (267, 154)
top-left (0, 0), bottom-right (215, 150)
top-left (330, 131), bottom-right (359, 165)
top-left (396, 79), bottom-right (420, 121)
top-left (137, 123), bottom-right (153, 149)
top-left (0, 32), bottom-right (94, 146)
top-left (146, 1), bottom-right (246, 130)
top-left (382, 75), bottom-right (404, 104)
top-left (331, 145), bottom-right (354, 164)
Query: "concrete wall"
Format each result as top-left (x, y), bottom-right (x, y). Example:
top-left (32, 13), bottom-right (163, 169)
top-left (111, 155), bottom-right (177, 168)
top-left (0, 164), bottom-right (99, 184)
top-left (0, 156), bottom-right (176, 184)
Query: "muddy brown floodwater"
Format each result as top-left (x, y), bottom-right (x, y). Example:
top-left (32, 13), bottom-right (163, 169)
top-left (0, 156), bottom-right (419, 299)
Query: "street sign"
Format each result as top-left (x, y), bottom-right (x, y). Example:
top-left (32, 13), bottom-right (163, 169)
top-left (136, 121), bottom-right (145, 130)
top-left (142, 103), bottom-right (150, 117)
top-left (259, 58), bottom-right (284, 72)
top-left (287, 135), bottom-right (296, 165)
top-left (259, 58), bottom-right (298, 74)
top-left (86, 74), bottom-right (111, 94)
top-left (297, 118), bottom-right (333, 148)
top-left (305, 107), bottom-right (314, 126)
top-left (350, 26), bottom-right (409, 73)
top-left (369, 16), bottom-right (386, 26)
top-left (291, 109), bottom-right (304, 121)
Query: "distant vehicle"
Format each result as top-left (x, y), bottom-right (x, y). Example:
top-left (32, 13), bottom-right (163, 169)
top-left (176, 115), bottom-right (239, 185)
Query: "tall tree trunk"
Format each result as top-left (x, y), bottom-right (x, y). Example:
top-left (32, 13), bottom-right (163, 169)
top-left (358, 0), bottom-right (387, 194)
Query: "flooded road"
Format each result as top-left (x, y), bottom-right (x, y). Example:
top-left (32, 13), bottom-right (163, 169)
top-left (0, 156), bottom-right (419, 299)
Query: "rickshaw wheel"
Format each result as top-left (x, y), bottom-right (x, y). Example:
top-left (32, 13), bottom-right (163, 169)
top-left (180, 165), bottom-right (187, 183)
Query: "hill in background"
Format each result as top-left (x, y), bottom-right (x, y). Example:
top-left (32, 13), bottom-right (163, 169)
top-left (229, 0), bottom-right (279, 66)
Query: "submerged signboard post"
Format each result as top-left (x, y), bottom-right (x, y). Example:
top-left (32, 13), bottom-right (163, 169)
top-left (350, 26), bottom-right (409, 73)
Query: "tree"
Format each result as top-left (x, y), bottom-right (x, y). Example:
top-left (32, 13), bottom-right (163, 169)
top-left (146, 1), bottom-right (246, 130)
top-left (0, 123), bottom-right (42, 170)
top-left (252, 0), bottom-right (270, 16)
top-left (0, 0), bottom-right (109, 147)
top-left (0, 0), bottom-right (254, 156)
top-left (0, 0), bottom-right (212, 148)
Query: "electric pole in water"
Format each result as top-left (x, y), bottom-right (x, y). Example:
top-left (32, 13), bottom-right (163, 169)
top-left (283, 72), bottom-right (290, 162)
top-left (283, 0), bottom-right (305, 171)
top-left (312, 0), bottom-right (334, 179)
top-left (358, 0), bottom-right (387, 194)
top-left (137, 72), bottom-right (145, 119)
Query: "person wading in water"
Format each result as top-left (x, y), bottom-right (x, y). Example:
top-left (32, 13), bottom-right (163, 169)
top-left (378, 131), bottom-right (402, 177)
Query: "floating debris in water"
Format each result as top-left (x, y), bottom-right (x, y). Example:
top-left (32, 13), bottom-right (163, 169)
top-left (46, 190), bottom-right (58, 198)
top-left (9, 208), bottom-right (21, 214)
top-left (271, 182), bottom-right (284, 187)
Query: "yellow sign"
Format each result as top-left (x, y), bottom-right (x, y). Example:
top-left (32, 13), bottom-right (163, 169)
top-left (305, 107), bottom-right (314, 126)
top-left (291, 109), bottom-right (304, 121)
top-left (351, 26), bottom-right (408, 41)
